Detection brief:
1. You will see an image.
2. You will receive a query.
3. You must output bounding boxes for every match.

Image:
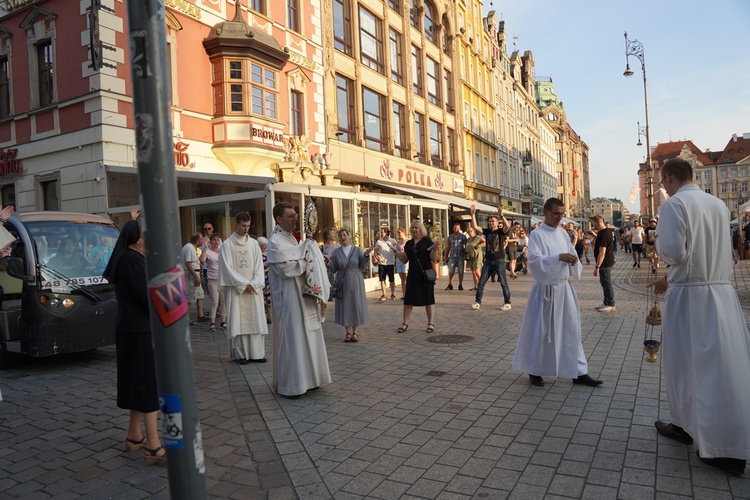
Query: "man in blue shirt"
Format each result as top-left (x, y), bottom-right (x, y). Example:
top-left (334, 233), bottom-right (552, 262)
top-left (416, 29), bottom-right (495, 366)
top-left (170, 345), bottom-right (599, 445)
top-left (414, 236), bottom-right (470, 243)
top-left (444, 223), bottom-right (467, 291)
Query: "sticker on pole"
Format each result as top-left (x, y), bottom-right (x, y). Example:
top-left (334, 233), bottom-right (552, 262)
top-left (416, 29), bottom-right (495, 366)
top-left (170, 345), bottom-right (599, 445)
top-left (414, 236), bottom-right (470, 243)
top-left (159, 393), bottom-right (183, 450)
top-left (148, 267), bottom-right (188, 327)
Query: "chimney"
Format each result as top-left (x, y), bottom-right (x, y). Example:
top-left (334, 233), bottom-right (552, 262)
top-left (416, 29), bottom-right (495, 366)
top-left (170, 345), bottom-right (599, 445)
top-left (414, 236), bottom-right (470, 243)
top-left (732, 133), bottom-right (738, 142)
top-left (744, 132), bottom-right (750, 140)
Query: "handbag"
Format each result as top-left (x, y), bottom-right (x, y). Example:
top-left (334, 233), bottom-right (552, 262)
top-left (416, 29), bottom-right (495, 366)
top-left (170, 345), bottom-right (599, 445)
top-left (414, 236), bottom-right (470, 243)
top-left (330, 247), bottom-right (356, 299)
top-left (413, 242), bottom-right (437, 283)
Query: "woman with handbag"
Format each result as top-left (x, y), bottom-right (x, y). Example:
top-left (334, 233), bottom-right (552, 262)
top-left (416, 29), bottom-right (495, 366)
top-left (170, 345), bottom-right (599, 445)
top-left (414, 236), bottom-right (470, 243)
top-left (465, 227), bottom-right (485, 290)
top-left (394, 220), bottom-right (438, 333)
top-left (327, 229), bottom-right (370, 342)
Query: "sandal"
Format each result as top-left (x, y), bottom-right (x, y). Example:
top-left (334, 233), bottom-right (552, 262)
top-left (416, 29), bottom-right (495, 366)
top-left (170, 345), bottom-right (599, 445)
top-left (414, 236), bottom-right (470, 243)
top-left (209, 323), bottom-right (216, 332)
top-left (220, 322), bottom-right (227, 329)
top-left (125, 436), bottom-right (146, 452)
top-left (397, 324), bottom-right (409, 333)
top-left (351, 332), bottom-right (359, 342)
top-left (379, 295), bottom-right (387, 301)
top-left (426, 324), bottom-right (435, 333)
top-left (143, 445), bottom-right (167, 465)
top-left (390, 294), bottom-right (396, 300)
top-left (189, 320), bottom-right (197, 326)
top-left (345, 333), bottom-right (352, 342)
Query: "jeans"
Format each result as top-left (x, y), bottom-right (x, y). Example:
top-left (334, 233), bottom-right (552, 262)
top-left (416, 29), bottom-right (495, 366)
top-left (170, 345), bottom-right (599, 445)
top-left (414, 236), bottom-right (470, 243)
top-left (448, 256), bottom-right (465, 276)
top-left (475, 259), bottom-right (510, 304)
top-left (599, 266), bottom-right (614, 306)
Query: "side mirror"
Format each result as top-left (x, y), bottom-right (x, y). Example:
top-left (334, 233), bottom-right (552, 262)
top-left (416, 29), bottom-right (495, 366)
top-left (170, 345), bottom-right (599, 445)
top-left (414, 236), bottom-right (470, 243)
top-left (6, 257), bottom-right (34, 282)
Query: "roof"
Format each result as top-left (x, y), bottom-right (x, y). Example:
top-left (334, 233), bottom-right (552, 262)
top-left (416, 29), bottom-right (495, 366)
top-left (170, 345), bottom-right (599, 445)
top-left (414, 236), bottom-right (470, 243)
top-left (649, 140), bottom-right (714, 166)
top-left (9, 212), bottom-right (116, 225)
top-left (716, 135), bottom-right (750, 164)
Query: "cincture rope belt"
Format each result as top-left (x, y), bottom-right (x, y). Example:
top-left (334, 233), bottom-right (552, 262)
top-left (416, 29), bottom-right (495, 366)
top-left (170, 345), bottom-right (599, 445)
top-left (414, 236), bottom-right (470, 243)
top-left (669, 280), bottom-right (731, 288)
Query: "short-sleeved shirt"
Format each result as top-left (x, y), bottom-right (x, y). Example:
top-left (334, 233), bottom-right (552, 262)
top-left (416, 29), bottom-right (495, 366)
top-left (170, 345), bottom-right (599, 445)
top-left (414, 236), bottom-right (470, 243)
top-left (484, 227), bottom-right (509, 261)
top-left (182, 242), bottom-right (199, 271)
top-left (631, 226), bottom-right (645, 244)
top-left (645, 226), bottom-right (658, 245)
top-left (594, 228), bottom-right (616, 268)
top-left (446, 233), bottom-right (467, 259)
top-left (375, 237), bottom-right (397, 265)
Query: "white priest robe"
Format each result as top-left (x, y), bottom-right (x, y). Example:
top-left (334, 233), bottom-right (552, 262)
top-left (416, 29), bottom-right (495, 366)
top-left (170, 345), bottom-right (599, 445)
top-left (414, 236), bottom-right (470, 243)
top-left (218, 232), bottom-right (268, 361)
top-left (512, 223), bottom-right (588, 379)
top-left (657, 184), bottom-right (750, 460)
top-left (267, 225), bottom-right (331, 397)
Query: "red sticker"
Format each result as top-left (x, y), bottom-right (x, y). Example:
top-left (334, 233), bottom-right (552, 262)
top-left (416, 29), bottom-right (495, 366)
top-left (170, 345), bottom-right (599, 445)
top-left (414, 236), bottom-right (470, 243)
top-left (148, 267), bottom-right (189, 327)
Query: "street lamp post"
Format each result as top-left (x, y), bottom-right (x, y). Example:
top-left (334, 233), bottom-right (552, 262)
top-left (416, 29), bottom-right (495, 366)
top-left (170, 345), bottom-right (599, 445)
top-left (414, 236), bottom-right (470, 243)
top-left (623, 31), bottom-right (654, 219)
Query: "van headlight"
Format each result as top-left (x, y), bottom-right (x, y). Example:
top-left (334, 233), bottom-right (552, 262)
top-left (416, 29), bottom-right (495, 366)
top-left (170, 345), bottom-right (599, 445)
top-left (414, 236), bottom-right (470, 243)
top-left (62, 298), bottom-right (75, 308)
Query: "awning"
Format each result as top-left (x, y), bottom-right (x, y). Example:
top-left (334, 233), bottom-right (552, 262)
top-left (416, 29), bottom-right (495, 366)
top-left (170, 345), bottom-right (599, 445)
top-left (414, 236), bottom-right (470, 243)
top-left (371, 181), bottom-right (528, 220)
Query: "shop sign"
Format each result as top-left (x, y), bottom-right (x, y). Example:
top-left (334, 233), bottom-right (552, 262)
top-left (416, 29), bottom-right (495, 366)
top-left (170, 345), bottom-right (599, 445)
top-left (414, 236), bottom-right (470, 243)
top-left (0, 0), bottom-right (35, 14)
top-left (251, 125), bottom-right (284, 147)
top-left (452, 177), bottom-right (464, 194)
top-left (173, 141), bottom-right (195, 170)
top-left (378, 159), bottom-right (445, 191)
top-left (165, 0), bottom-right (201, 19)
top-left (0, 148), bottom-right (22, 177)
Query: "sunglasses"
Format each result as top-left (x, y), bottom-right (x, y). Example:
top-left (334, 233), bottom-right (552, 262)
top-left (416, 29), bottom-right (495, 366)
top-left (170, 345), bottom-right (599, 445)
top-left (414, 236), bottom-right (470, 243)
top-left (203, 227), bottom-right (213, 231)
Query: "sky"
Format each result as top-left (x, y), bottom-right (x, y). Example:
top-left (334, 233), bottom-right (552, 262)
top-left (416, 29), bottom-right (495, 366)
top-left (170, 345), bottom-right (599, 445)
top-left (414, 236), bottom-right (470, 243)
top-left (483, 0), bottom-right (750, 213)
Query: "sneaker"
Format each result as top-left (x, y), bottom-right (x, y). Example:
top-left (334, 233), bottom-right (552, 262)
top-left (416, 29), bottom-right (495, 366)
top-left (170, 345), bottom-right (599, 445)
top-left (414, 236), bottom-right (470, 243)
top-left (471, 303), bottom-right (481, 310)
top-left (445, 284), bottom-right (453, 291)
top-left (598, 305), bottom-right (616, 312)
top-left (501, 303), bottom-right (512, 311)
top-left (458, 284), bottom-right (464, 291)
top-left (595, 304), bottom-right (607, 311)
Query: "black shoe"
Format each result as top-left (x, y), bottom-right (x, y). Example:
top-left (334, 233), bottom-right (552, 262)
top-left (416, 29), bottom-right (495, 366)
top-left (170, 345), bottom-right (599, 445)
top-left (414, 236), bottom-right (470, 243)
top-left (655, 420), bottom-right (693, 445)
top-left (237, 358), bottom-right (248, 365)
top-left (248, 358), bottom-right (268, 363)
top-left (652, 267), bottom-right (656, 274)
top-left (445, 284), bottom-right (453, 291)
top-left (197, 315), bottom-right (209, 322)
top-left (572, 374), bottom-right (603, 386)
top-left (633, 262), bottom-right (637, 268)
top-left (529, 375), bottom-right (544, 386)
top-left (697, 450), bottom-right (746, 475)
top-left (637, 263), bottom-right (641, 268)
top-left (458, 284), bottom-right (464, 291)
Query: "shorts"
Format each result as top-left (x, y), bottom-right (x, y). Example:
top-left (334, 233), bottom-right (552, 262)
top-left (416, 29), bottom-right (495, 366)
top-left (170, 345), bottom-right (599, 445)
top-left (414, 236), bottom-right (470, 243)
top-left (448, 256), bottom-right (465, 276)
top-left (631, 243), bottom-right (643, 254)
top-left (507, 245), bottom-right (517, 260)
top-left (186, 271), bottom-right (205, 303)
top-left (644, 244), bottom-right (657, 258)
top-left (396, 258), bottom-right (408, 274)
top-left (378, 264), bottom-right (395, 282)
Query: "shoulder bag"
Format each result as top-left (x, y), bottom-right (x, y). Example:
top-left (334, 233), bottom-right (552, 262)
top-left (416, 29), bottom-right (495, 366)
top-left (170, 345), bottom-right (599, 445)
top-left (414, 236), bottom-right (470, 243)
top-left (330, 248), bottom-right (355, 299)
top-left (413, 242), bottom-right (437, 283)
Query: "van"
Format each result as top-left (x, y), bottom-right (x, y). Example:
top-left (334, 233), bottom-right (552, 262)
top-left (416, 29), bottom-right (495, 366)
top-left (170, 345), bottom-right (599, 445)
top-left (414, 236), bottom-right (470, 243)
top-left (0, 212), bottom-right (120, 367)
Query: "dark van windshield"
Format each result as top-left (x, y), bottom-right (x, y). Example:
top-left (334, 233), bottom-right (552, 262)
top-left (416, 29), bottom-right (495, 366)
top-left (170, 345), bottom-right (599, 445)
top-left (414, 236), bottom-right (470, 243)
top-left (25, 221), bottom-right (120, 291)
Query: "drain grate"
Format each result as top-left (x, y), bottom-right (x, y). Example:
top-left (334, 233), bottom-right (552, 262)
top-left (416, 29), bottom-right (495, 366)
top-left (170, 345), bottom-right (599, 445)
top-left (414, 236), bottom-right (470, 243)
top-left (426, 334), bottom-right (474, 344)
top-left (426, 370), bottom-right (446, 377)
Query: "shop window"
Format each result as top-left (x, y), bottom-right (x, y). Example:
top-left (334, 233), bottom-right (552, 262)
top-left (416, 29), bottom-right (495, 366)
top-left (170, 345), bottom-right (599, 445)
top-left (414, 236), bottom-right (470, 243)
top-left (389, 28), bottom-right (403, 85)
top-left (362, 86), bottom-right (386, 152)
top-left (429, 119), bottom-right (443, 169)
top-left (250, 0), bottom-right (266, 15)
top-left (287, 0), bottom-right (300, 33)
top-left (290, 90), bottom-right (304, 136)
top-left (359, 7), bottom-right (384, 75)
top-left (411, 45), bottom-right (422, 96)
top-left (336, 74), bottom-right (355, 143)
top-left (426, 56), bottom-right (440, 105)
top-left (333, 0), bottom-right (352, 56)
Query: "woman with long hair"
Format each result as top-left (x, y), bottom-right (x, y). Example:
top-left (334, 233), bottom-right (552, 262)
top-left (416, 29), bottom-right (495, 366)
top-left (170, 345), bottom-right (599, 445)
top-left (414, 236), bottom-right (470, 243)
top-left (199, 232), bottom-right (226, 332)
top-left (394, 220), bottom-right (438, 333)
top-left (103, 220), bottom-right (165, 465)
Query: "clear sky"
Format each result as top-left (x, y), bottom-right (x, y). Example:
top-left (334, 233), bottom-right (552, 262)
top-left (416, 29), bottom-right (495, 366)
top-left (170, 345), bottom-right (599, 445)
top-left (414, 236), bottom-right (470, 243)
top-left (484, 0), bottom-right (750, 213)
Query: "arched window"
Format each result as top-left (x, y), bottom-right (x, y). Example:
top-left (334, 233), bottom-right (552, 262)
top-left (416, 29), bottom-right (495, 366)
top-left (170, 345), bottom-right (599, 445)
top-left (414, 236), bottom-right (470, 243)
top-left (423, 1), bottom-right (438, 44)
top-left (441, 14), bottom-right (452, 56)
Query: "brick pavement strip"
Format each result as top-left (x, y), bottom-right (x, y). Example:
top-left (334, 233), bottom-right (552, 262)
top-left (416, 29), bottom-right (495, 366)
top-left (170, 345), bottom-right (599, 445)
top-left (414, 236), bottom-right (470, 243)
top-left (1, 259), bottom-right (750, 498)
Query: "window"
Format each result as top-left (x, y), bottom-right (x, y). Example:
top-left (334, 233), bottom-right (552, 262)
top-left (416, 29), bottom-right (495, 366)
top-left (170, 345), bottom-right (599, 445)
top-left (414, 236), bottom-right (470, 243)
top-left (393, 101), bottom-right (407, 158)
top-left (447, 128), bottom-right (455, 167)
top-left (721, 183), bottom-right (727, 194)
top-left (705, 187), bottom-right (711, 194)
top-left (742, 182), bottom-right (748, 193)
top-left (333, 0), bottom-right (352, 56)
top-left (290, 91), bottom-right (304, 136)
top-left (250, 0), bottom-right (266, 14)
top-left (40, 178), bottom-right (60, 211)
top-left (429, 120), bottom-right (443, 169)
top-left (0, 56), bottom-right (9, 118)
top-left (704, 171), bottom-right (712, 180)
top-left (720, 169), bottom-right (727, 179)
top-left (362, 87), bottom-right (387, 152)
top-left (389, 28), bottom-right (403, 85)
top-left (471, 108), bottom-right (478, 133)
top-left (423, 1), bottom-right (437, 44)
top-left (336, 74), bottom-right (355, 143)
top-left (409, 0), bottom-right (419, 29)
top-left (287, 0), bottom-right (300, 33)
top-left (37, 40), bottom-right (54, 107)
top-left (426, 56), bottom-right (440, 105)
top-left (442, 15), bottom-right (452, 55)
top-left (742, 167), bottom-right (748, 177)
top-left (250, 63), bottom-right (277, 118)
top-left (388, 0), bottom-right (400, 11)
top-left (411, 45), bottom-right (423, 96)
top-left (359, 7), bottom-right (384, 74)
top-left (443, 69), bottom-right (454, 112)
top-left (732, 182), bottom-right (738, 193)
top-left (414, 112), bottom-right (425, 161)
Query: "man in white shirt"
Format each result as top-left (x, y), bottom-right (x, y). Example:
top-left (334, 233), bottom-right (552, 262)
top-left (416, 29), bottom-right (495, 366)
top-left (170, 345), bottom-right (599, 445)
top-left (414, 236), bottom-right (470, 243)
top-left (374, 227), bottom-right (397, 301)
top-left (182, 233), bottom-right (207, 324)
top-left (630, 220), bottom-right (645, 268)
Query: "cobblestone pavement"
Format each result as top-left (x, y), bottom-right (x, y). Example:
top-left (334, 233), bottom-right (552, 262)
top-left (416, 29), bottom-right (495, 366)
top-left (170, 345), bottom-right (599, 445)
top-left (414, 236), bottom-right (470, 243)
top-left (2, 256), bottom-right (750, 499)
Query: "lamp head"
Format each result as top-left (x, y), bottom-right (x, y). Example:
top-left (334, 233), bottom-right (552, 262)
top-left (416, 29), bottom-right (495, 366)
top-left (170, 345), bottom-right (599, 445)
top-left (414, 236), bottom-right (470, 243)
top-left (637, 139), bottom-right (642, 147)
top-left (623, 64), bottom-right (634, 77)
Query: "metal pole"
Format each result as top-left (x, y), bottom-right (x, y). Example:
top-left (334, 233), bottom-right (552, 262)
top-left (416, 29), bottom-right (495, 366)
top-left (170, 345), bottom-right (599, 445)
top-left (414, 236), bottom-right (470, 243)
top-left (124, 1), bottom-right (207, 497)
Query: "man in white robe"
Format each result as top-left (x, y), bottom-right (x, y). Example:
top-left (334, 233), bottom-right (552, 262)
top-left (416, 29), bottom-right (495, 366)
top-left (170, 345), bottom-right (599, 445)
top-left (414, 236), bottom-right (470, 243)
top-left (267, 202), bottom-right (331, 397)
top-left (649, 158), bottom-right (750, 475)
top-left (512, 198), bottom-right (603, 387)
top-left (218, 212), bottom-right (267, 364)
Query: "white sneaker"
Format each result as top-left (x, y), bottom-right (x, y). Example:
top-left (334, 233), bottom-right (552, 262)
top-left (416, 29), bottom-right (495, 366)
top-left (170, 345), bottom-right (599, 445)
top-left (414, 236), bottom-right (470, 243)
top-left (501, 304), bottom-right (512, 311)
top-left (595, 304), bottom-right (606, 311)
top-left (598, 305), bottom-right (616, 312)
top-left (471, 303), bottom-right (481, 310)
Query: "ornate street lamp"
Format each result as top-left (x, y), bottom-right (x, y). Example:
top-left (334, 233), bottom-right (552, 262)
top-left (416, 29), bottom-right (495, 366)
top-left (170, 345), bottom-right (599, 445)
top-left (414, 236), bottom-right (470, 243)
top-left (623, 32), bottom-right (654, 219)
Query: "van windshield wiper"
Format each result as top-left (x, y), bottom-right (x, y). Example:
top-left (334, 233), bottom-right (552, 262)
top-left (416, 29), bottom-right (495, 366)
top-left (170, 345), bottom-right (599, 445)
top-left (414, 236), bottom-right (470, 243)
top-left (38, 264), bottom-right (102, 303)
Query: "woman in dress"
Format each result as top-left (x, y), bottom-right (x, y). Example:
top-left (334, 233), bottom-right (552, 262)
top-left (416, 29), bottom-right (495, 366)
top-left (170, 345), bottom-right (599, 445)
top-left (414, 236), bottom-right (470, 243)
top-left (319, 227), bottom-right (339, 321)
top-left (328, 228), bottom-right (370, 342)
top-left (395, 227), bottom-right (409, 299)
top-left (395, 220), bottom-right (439, 333)
top-left (465, 227), bottom-right (485, 291)
top-left (199, 233), bottom-right (225, 332)
top-left (102, 220), bottom-right (165, 465)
